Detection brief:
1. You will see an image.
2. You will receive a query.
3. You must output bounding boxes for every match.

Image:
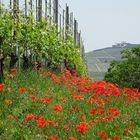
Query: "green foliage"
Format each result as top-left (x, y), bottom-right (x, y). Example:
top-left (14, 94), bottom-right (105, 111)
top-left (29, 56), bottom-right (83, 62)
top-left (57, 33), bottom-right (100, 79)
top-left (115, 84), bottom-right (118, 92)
top-left (104, 45), bottom-right (140, 89)
top-left (0, 8), bottom-right (87, 75)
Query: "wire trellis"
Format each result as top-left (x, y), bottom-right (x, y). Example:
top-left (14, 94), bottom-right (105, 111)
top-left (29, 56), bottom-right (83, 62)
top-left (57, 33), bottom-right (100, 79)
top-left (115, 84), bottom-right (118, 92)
top-left (1, 0), bottom-right (86, 62)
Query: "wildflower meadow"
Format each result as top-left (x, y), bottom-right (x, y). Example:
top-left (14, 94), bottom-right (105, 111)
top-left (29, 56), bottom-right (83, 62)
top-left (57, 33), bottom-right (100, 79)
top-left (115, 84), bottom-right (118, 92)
top-left (0, 68), bottom-right (140, 140)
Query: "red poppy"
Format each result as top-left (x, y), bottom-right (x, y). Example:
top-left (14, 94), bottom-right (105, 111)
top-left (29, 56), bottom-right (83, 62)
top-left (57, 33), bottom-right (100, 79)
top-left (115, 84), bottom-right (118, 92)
top-left (52, 104), bottom-right (63, 112)
top-left (114, 135), bottom-right (120, 139)
top-left (58, 118), bottom-right (62, 121)
top-left (29, 88), bottom-right (35, 93)
top-left (31, 96), bottom-right (37, 104)
top-left (48, 87), bottom-right (54, 91)
top-left (90, 108), bottom-right (97, 115)
top-left (37, 119), bottom-right (47, 128)
top-left (9, 74), bottom-right (14, 79)
top-left (76, 122), bottom-right (88, 133)
top-left (11, 68), bottom-right (17, 73)
top-left (45, 71), bottom-right (51, 76)
top-left (36, 117), bottom-right (47, 128)
top-left (0, 84), bottom-right (5, 92)
top-left (5, 100), bottom-right (13, 104)
top-left (81, 114), bottom-right (85, 118)
top-left (32, 96), bottom-right (37, 100)
top-left (70, 107), bottom-right (76, 112)
top-left (128, 125), bottom-right (135, 129)
top-left (50, 135), bottom-right (58, 140)
top-left (123, 129), bottom-right (128, 135)
top-left (53, 122), bottom-right (58, 127)
top-left (19, 87), bottom-right (26, 93)
top-left (39, 67), bottom-right (44, 71)
top-left (104, 116), bottom-right (113, 121)
top-left (25, 114), bottom-right (34, 121)
top-left (69, 137), bottom-right (77, 140)
top-left (98, 131), bottom-right (107, 138)
top-left (7, 114), bottom-right (14, 119)
top-left (33, 116), bottom-right (40, 120)
top-left (40, 74), bottom-right (44, 77)
top-left (48, 120), bottom-right (54, 125)
top-left (63, 125), bottom-right (69, 130)
top-left (7, 87), bottom-right (11, 91)
top-left (60, 96), bottom-right (67, 101)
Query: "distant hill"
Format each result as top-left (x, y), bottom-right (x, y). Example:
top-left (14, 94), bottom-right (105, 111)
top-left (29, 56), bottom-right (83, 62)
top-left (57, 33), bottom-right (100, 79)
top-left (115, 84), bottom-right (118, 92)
top-left (86, 42), bottom-right (139, 80)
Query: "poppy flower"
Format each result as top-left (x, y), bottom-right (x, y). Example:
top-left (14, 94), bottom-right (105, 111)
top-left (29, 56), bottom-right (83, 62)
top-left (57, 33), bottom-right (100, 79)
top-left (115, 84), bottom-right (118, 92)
top-left (29, 88), bottom-right (35, 93)
top-left (7, 87), bottom-right (11, 91)
top-left (123, 129), bottom-right (128, 135)
top-left (7, 114), bottom-right (14, 119)
top-left (52, 104), bottom-right (63, 112)
top-left (69, 137), bottom-right (77, 140)
top-left (5, 100), bottom-right (13, 104)
top-left (63, 125), bottom-right (69, 130)
top-left (25, 114), bottom-right (34, 121)
top-left (0, 84), bottom-right (5, 92)
top-left (9, 74), bottom-right (14, 79)
top-left (60, 96), bottom-right (67, 101)
top-left (19, 87), bottom-right (26, 93)
top-left (39, 67), bottom-right (44, 71)
top-left (50, 135), bottom-right (58, 140)
top-left (76, 122), bottom-right (88, 133)
top-left (90, 108), bottom-right (97, 115)
top-left (11, 68), bottom-right (17, 73)
top-left (70, 107), bottom-right (76, 112)
top-left (48, 120), bottom-right (54, 125)
top-left (98, 131), bottom-right (107, 138)
top-left (37, 119), bottom-right (47, 128)
top-left (114, 135), bottom-right (120, 139)
top-left (45, 71), bottom-right (51, 76)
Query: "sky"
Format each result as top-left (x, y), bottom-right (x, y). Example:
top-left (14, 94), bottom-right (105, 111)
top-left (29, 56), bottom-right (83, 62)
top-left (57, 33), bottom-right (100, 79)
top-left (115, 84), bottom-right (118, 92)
top-left (3, 0), bottom-right (140, 52)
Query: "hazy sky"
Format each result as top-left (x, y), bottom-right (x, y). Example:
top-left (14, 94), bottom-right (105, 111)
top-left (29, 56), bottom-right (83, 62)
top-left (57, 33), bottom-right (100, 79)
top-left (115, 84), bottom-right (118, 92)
top-left (3, 0), bottom-right (140, 52)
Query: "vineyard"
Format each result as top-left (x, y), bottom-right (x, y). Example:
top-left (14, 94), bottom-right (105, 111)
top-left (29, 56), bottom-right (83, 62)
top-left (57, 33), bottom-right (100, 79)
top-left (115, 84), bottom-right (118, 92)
top-left (1, 1), bottom-right (140, 140)
top-left (0, 0), bottom-right (87, 81)
top-left (86, 43), bottom-right (139, 80)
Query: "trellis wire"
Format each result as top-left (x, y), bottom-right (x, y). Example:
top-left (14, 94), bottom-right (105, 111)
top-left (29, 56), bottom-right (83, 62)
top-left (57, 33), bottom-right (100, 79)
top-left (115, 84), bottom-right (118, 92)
top-left (1, 0), bottom-right (86, 68)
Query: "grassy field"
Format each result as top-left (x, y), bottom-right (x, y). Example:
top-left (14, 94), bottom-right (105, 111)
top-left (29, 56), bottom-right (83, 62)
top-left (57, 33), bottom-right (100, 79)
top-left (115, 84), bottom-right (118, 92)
top-left (1, 68), bottom-right (140, 139)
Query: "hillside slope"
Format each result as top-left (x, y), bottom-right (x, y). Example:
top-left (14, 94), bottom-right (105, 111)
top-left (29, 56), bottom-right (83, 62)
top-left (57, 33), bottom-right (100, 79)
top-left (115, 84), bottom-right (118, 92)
top-left (86, 42), bottom-right (139, 80)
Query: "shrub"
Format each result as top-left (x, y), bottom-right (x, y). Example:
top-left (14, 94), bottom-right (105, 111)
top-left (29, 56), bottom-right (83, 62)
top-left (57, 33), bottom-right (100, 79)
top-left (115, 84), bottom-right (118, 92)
top-left (104, 45), bottom-right (140, 89)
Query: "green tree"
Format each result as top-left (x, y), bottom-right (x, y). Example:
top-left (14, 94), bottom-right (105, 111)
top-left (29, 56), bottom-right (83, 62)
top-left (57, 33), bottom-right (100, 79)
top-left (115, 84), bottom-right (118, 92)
top-left (104, 45), bottom-right (140, 89)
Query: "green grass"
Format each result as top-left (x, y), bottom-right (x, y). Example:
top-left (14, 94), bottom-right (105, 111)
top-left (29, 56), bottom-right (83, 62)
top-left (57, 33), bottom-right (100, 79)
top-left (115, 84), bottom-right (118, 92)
top-left (0, 68), bottom-right (140, 140)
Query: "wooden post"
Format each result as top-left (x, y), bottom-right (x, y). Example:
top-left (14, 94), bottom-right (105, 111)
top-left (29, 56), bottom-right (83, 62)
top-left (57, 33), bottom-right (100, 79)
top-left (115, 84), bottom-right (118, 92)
top-left (36, 0), bottom-right (38, 20)
top-left (45, 0), bottom-right (48, 19)
top-left (13, 0), bottom-right (18, 53)
top-left (78, 31), bottom-right (81, 47)
top-left (9, 0), bottom-right (12, 15)
top-left (29, 0), bottom-right (33, 17)
top-left (38, 0), bottom-right (42, 22)
top-left (25, 0), bottom-right (27, 16)
top-left (0, 0), bottom-right (2, 17)
top-left (65, 4), bottom-right (69, 39)
top-left (13, 0), bottom-right (17, 17)
top-left (70, 12), bottom-right (73, 34)
top-left (17, 0), bottom-right (19, 11)
top-left (16, 0), bottom-right (20, 70)
top-left (62, 9), bottom-right (65, 40)
top-left (59, 13), bottom-right (61, 34)
top-left (74, 19), bottom-right (77, 46)
top-left (49, 0), bottom-right (51, 23)
top-left (53, 0), bottom-right (58, 30)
